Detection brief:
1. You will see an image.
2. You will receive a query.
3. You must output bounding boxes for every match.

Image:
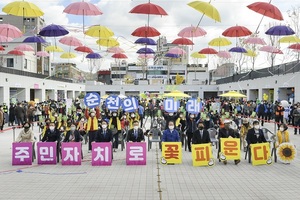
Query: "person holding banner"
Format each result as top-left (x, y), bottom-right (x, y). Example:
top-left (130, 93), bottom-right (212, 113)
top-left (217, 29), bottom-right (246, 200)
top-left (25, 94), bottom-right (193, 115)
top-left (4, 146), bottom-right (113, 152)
top-left (128, 112), bottom-right (140, 129)
top-left (246, 120), bottom-right (266, 147)
top-left (163, 112), bottom-right (179, 130)
top-left (109, 111), bottom-right (122, 152)
top-left (218, 119), bottom-right (240, 165)
top-left (192, 121), bottom-right (211, 144)
top-left (162, 121), bottom-right (180, 142)
top-left (77, 117), bottom-right (87, 144)
top-left (42, 122), bottom-right (61, 162)
top-left (186, 113), bottom-right (199, 152)
top-left (127, 120), bottom-right (145, 142)
top-left (63, 123), bottom-right (82, 143)
top-left (85, 109), bottom-right (100, 153)
top-left (240, 118), bottom-right (251, 152)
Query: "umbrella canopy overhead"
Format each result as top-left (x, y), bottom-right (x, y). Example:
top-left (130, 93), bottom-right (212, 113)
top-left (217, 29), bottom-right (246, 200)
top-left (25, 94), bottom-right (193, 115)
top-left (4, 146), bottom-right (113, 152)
top-left (112, 53), bottom-right (128, 59)
top-left (259, 45), bottom-right (282, 54)
top-left (85, 25), bottom-right (114, 38)
top-left (245, 49), bottom-right (257, 57)
top-left (163, 90), bottom-right (191, 98)
top-left (131, 26), bottom-right (160, 37)
top-left (172, 38), bottom-right (194, 45)
top-left (107, 46), bottom-right (125, 54)
top-left (96, 38), bottom-right (119, 47)
top-left (222, 25), bottom-right (252, 37)
top-left (8, 49), bottom-right (24, 56)
top-left (190, 52), bottom-right (206, 58)
top-left (39, 24), bottom-right (69, 37)
top-left (60, 52), bottom-right (76, 59)
top-left (288, 44), bottom-right (300, 50)
top-left (63, 1), bottom-right (103, 15)
top-left (165, 53), bottom-right (180, 58)
top-left (134, 37), bottom-right (157, 45)
top-left (188, 1), bottom-right (221, 22)
top-left (208, 37), bottom-right (232, 47)
top-left (129, 2), bottom-right (168, 15)
top-left (2, 1), bottom-right (44, 17)
top-left (45, 45), bottom-right (64, 52)
top-left (136, 47), bottom-right (155, 54)
top-left (0, 35), bottom-right (13, 43)
top-left (265, 25), bottom-right (295, 36)
top-left (247, 2), bottom-right (283, 21)
top-left (219, 91), bottom-right (246, 98)
top-left (0, 24), bottom-right (22, 38)
top-left (138, 54), bottom-right (154, 59)
top-left (23, 36), bottom-right (46, 43)
top-left (217, 51), bottom-right (231, 58)
top-left (15, 44), bottom-right (34, 51)
top-left (86, 53), bottom-right (102, 59)
top-left (229, 47), bottom-right (247, 53)
top-left (168, 47), bottom-right (186, 55)
top-left (0, 46), bottom-right (5, 51)
top-left (244, 37), bottom-right (266, 45)
top-left (59, 36), bottom-right (82, 46)
top-left (36, 51), bottom-right (50, 57)
top-left (278, 36), bottom-right (300, 43)
top-left (199, 47), bottom-right (218, 54)
top-left (74, 45), bottom-right (93, 53)
top-left (178, 26), bottom-right (207, 37)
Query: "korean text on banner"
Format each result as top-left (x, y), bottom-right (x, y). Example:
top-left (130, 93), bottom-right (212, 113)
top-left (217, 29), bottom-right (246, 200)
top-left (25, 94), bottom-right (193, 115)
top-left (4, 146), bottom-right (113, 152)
top-left (163, 98), bottom-right (179, 113)
top-left (251, 142), bottom-right (272, 166)
top-left (92, 142), bottom-right (112, 166)
top-left (37, 142), bottom-right (57, 165)
top-left (192, 144), bottom-right (214, 167)
top-left (12, 142), bottom-right (33, 165)
top-left (126, 142), bottom-right (147, 165)
top-left (84, 92), bottom-right (101, 109)
top-left (162, 142), bottom-right (182, 164)
top-left (61, 142), bottom-right (82, 165)
top-left (220, 138), bottom-right (240, 160)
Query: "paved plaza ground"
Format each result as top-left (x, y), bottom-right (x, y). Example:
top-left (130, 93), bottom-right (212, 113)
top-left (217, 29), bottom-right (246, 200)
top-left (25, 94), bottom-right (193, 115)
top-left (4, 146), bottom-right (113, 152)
top-left (0, 121), bottom-right (300, 200)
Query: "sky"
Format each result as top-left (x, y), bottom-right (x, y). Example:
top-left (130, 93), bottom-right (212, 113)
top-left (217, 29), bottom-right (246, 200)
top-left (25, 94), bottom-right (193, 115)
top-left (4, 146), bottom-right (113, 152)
top-left (0, 0), bottom-right (299, 73)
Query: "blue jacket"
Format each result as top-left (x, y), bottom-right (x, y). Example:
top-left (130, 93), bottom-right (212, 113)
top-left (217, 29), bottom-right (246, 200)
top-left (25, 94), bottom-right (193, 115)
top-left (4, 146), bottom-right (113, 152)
top-left (162, 129), bottom-right (180, 142)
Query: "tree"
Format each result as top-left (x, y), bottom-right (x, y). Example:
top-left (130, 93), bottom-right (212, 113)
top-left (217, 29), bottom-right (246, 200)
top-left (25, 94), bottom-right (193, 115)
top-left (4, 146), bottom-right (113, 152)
top-left (136, 57), bottom-right (149, 79)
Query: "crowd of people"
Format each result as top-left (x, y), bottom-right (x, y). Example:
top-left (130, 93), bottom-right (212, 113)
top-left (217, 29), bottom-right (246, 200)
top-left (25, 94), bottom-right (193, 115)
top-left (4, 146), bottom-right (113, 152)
top-left (1, 97), bottom-right (299, 164)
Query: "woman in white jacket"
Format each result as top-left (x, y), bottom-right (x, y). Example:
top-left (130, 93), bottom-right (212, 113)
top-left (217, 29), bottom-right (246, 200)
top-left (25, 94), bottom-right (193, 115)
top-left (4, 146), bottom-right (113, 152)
top-left (16, 122), bottom-right (35, 143)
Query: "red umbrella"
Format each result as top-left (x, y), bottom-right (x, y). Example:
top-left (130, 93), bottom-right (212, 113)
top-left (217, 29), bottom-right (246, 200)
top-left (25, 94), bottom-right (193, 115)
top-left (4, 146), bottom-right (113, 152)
top-left (288, 44), bottom-right (300, 50)
top-left (222, 26), bottom-right (252, 37)
top-left (247, 2), bottom-right (283, 21)
top-left (129, 2), bottom-right (168, 15)
top-left (199, 47), bottom-right (218, 54)
top-left (75, 45), bottom-right (93, 53)
top-left (8, 49), bottom-right (24, 56)
top-left (112, 53), bottom-right (128, 59)
top-left (0, 46), bottom-right (5, 51)
top-left (172, 38), bottom-right (194, 45)
top-left (132, 26), bottom-right (160, 37)
top-left (178, 25), bottom-right (206, 37)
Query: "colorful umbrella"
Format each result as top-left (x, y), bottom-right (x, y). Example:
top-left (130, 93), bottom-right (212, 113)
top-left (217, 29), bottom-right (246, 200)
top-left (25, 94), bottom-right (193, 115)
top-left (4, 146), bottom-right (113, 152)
top-left (199, 47), bottom-right (217, 54)
top-left (172, 38), bottom-right (194, 45)
top-left (219, 91), bottom-right (246, 98)
top-left (0, 46), bottom-right (5, 51)
top-left (244, 37), bottom-right (266, 45)
top-left (63, 1), bottom-right (103, 32)
top-left (45, 45), bottom-right (64, 52)
top-left (36, 51), bottom-right (50, 57)
top-left (247, 2), bottom-right (283, 21)
top-left (165, 53), bottom-right (180, 58)
top-left (208, 37), bottom-right (232, 47)
top-left (229, 47), bottom-right (247, 53)
top-left (259, 45), bottom-right (282, 54)
top-left (0, 24), bottom-right (22, 38)
top-left (178, 25), bottom-right (207, 37)
top-left (15, 44), bottom-right (34, 51)
top-left (136, 47), bottom-right (155, 54)
top-left (85, 25), bottom-right (114, 38)
top-left (188, 1), bottom-right (221, 23)
top-left (163, 90), bottom-right (191, 98)
top-left (107, 46), bottom-right (125, 54)
top-left (135, 38), bottom-right (157, 45)
top-left (7, 49), bottom-right (24, 56)
top-left (96, 38), bottom-right (119, 47)
top-left (0, 35), bottom-right (13, 43)
top-left (112, 53), bottom-right (128, 59)
top-left (39, 24), bottom-right (69, 37)
top-left (245, 49), bottom-right (257, 57)
top-left (74, 46), bottom-right (93, 53)
top-left (86, 53), bottom-right (102, 59)
top-left (217, 51), bottom-right (231, 59)
top-left (190, 52), bottom-right (206, 58)
top-left (288, 44), bottom-right (300, 50)
top-left (129, 2), bottom-right (168, 15)
top-left (59, 36), bottom-right (82, 47)
top-left (60, 52), bottom-right (76, 59)
top-left (279, 36), bottom-right (300, 44)
top-left (222, 26), bottom-right (252, 37)
top-left (23, 36), bottom-right (46, 43)
top-left (2, 1), bottom-right (44, 17)
top-left (138, 54), bottom-right (154, 59)
top-left (168, 47), bottom-right (186, 55)
top-left (265, 25), bottom-right (295, 36)
top-left (131, 26), bottom-right (160, 37)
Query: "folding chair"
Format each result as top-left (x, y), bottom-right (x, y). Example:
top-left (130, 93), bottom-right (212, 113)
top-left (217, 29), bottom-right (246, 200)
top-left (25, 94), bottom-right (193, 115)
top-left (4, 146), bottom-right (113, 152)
top-left (208, 128), bottom-right (218, 149)
top-left (147, 128), bottom-right (161, 151)
top-left (262, 128), bottom-right (277, 162)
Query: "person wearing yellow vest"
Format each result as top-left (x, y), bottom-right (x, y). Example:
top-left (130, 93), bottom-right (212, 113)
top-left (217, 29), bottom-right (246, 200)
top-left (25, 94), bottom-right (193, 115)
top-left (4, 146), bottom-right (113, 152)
top-left (85, 108), bottom-right (100, 152)
top-left (109, 111), bottom-right (122, 152)
top-left (127, 112), bottom-right (140, 129)
top-left (77, 117), bottom-right (87, 144)
top-left (276, 124), bottom-right (290, 147)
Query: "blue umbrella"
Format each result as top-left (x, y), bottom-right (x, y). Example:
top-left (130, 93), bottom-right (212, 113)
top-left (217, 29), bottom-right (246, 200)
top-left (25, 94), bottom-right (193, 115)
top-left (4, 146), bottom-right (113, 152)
top-left (135, 37), bottom-right (157, 45)
top-left (86, 53), bottom-right (102, 59)
top-left (23, 36), bottom-right (46, 43)
top-left (265, 25), bottom-right (295, 36)
top-left (136, 47), bottom-right (155, 54)
top-left (165, 53), bottom-right (180, 58)
top-left (39, 24), bottom-right (69, 37)
top-left (229, 47), bottom-right (247, 53)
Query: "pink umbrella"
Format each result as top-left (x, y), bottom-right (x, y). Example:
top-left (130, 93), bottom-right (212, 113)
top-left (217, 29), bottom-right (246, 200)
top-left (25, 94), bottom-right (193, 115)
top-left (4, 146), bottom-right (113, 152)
top-left (59, 36), bottom-right (83, 47)
top-left (178, 25), bottom-right (207, 37)
top-left (217, 51), bottom-right (231, 58)
top-left (8, 49), bottom-right (24, 56)
top-left (36, 51), bottom-right (50, 57)
top-left (244, 37), bottom-right (266, 45)
top-left (0, 35), bottom-right (13, 42)
top-left (107, 46), bottom-right (125, 53)
top-left (15, 44), bottom-right (34, 51)
top-left (168, 47), bottom-right (186, 55)
top-left (138, 54), bottom-right (154, 59)
top-left (259, 45), bottom-right (282, 54)
top-left (0, 24), bottom-right (22, 38)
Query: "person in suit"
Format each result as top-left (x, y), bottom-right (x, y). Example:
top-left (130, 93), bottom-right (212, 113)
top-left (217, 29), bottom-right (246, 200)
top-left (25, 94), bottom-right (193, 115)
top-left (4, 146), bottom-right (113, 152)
top-left (63, 123), bottom-right (82, 143)
top-left (246, 120), bottom-right (267, 145)
top-left (192, 121), bottom-right (211, 144)
top-left (95, 120), bottom-right (113, 143)
top-left (41, 122), bottom-right (61, 162)
top-left (127, 120), bottom-right (145, 142)
top-left (162, 121), bottom-right (180, 142)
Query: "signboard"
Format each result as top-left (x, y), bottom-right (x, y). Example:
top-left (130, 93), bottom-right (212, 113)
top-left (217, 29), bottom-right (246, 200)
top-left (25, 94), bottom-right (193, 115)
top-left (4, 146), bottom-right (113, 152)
top-left (122, 97), bottom-right (138, 112)
top-left (61, 142), bottom-right (82, 165)
top-left (192, 144), bottom-right (214, 167)
top-left (37, 142), bottom-right (57, 165)
top-left (92, 142), bottom-right (112, 166)
top-left (126, 142), bottom-right (147, 165)
top-left (251, 143), bottom-right (272, 166)
top-left (105, 95), bottom-right (121, 111)
top-left (12, 142), bottom-right (32, 165)
top-left (163, 98), bottom-right (179, 113)
top-left (186, 98), bottom-right (202, 114)
top-left (219, 138), bottom-right (240, 161)
top-left (84, 92), bottom-right (100, 108)
top-left (161, 142), bottom-right (182, 164)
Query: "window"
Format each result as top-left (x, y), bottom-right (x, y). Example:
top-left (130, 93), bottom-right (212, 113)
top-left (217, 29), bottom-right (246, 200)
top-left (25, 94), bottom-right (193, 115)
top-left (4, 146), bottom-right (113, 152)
top-left (31, 18), bottom-right (35, 22)
top-left (7, 58), bottom-right (14, 68)
top-left (0, 18), bottom-right (3, 22)
top-left (24, 59), bottom-right (28, 69)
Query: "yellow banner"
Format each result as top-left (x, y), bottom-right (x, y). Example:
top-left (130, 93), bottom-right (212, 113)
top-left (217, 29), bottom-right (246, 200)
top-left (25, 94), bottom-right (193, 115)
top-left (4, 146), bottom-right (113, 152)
top-left (251, 143), bottom-right (272, 166)
top-left (162, 142), bottom-right (182, 164)
top-left (220, 138), bottom-right (240, 160)
top-left (192, 144), bottom-right (214, 167)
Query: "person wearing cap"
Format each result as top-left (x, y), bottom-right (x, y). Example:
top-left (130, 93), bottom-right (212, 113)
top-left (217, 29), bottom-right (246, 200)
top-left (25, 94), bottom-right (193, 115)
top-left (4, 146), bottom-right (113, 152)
top-left (85, 108), bottom-right (100, 153)
top-left (218, 119), bottom-right (240, 165)
top-left (240, 118), bottom-right (251, 152)
top-left (16, 122), bottom-right (35, 143)
top-left (246, 120), bottom-right (267, 148)
top-left (192, 121), bottom-right (211, 145)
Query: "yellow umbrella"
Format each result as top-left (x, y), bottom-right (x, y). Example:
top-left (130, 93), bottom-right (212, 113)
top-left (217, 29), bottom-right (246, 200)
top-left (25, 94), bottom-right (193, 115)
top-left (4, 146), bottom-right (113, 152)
top-left (219, 91), bottom-right (246, 98)
top-left (208, 37), bottom-right (232, 47)
top-left (96, 38), bottom-right (119, 47)
top-left (45, 45), bottom-right (64, 52)
top-left (278, 36), bottom-right (300, 44)
top-left (163, 90), bottom-right (191, 98)
top-left (139, 93), bottom-right (147, 99)
top-left (245, 49), bottom-right (257, 57)
top-left (188, 1), bottom-right (221, 22)
top-left (85, 25), bottom-right (114, 38)
top-left (101, 94), bottom-right (109, 99)
top-left (190, 52), bottom-right (206, 58)
top-left (60, 52), bottom-right (76, 59)
top-left (2, 1), bottom-right (44, 17)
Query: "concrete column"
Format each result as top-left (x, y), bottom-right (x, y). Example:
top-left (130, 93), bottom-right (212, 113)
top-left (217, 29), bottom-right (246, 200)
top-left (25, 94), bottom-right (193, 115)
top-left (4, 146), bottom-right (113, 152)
top-left (0, 87), bottom-right (10, 105)
top-left (258, 88), bottom-right (263, 101)
top-left (35, 89), bottom-right (43, 102)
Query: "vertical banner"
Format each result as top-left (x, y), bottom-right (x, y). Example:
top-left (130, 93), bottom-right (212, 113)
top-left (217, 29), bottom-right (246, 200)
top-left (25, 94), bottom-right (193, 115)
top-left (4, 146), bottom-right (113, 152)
top-left (12, 142), bottom-right (33, 165)
top-left (37, 142), bottom-right (57, 165)
top-left (163, 98), bottom-right (179, 113)
top-left (92, 142), bottom-right (112, 166)
top-left (61, 142), bottom-right (82, 165)
top-left (251, 143), bottom-right (272, 166)
top-left (122, 97), bottom-right (138, 112)
top-left (192, 144), bottom-right (214, 167)
top-left (161, 142), bottom-right (182, 164)
top-left (219, 138), bottom-right (240, 161)
top-left (126, 142), bottom-right (147, 165)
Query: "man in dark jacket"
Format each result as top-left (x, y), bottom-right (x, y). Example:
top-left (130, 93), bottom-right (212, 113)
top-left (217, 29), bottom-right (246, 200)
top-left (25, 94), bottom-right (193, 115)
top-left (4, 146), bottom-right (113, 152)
top-left (64, 123), bottom-right (82, 142)
top-left (95, 120), bottom-right (113, 143)
top-left (246, 120), bottom-right (267, 145)
top-left (186, 113), bottom-right (199, 152)
top-left (15, 103), bottom-right (25, 126)
top-left (192, 121), bottom-right (211, 144)
top-left (127, 120), bottom-right (145, 142)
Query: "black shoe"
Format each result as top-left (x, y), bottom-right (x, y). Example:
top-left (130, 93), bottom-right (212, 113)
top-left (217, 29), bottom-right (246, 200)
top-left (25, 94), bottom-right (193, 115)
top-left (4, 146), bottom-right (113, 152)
top-left (235, 160), bottom-right (240, 165)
